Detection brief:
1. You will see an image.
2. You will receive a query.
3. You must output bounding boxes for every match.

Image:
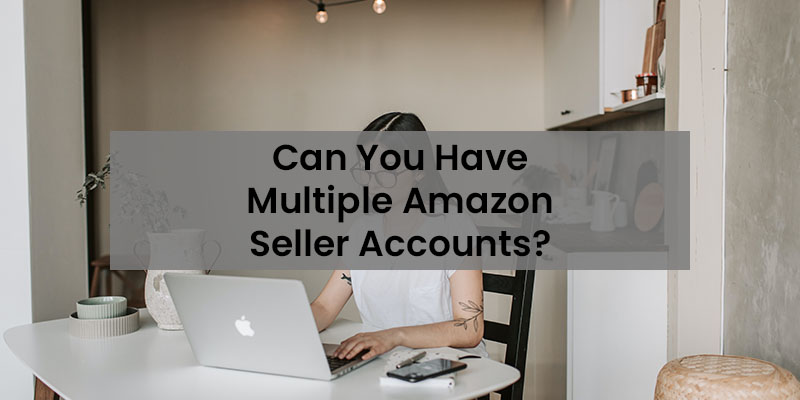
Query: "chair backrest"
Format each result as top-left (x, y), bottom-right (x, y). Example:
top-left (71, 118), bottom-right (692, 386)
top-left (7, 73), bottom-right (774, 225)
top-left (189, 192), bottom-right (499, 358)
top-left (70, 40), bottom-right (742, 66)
top-left (478, 212), bottom-right (537, 400)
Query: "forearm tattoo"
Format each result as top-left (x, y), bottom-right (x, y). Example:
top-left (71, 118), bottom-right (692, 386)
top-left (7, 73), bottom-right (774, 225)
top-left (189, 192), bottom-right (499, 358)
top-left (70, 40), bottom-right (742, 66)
top-left (340, 273), bottom-right (352, 286)
top-left (454, 300), bottom-right (484, 332)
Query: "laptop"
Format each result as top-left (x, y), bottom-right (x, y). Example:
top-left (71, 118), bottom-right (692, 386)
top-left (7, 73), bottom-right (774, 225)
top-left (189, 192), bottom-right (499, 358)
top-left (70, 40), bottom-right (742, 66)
top-left (164, 273), bottom-right (374, 380)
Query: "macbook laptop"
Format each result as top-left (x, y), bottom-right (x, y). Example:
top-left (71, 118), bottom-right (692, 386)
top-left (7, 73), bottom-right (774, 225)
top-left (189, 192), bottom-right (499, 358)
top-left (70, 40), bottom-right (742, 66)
top-left (164, 273), bottom-right (374, 380)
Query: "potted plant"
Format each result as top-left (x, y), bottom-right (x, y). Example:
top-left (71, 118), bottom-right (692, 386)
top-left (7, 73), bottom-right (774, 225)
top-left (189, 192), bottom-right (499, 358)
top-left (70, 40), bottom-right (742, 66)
top-left (78, 155), bottom-right (217, 330)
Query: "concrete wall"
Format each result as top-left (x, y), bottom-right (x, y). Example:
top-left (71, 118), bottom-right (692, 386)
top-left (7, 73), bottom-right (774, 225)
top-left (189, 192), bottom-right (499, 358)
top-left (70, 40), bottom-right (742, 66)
top-left (724, 0), bottom-right (800, 376)
top-left (0, 0), bottom-right (33, 397)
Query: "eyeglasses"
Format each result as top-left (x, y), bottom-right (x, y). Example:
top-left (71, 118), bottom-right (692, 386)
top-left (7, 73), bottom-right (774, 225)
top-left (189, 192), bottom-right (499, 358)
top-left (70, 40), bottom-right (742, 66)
top-left (350, 165), bottom-right (407, 188)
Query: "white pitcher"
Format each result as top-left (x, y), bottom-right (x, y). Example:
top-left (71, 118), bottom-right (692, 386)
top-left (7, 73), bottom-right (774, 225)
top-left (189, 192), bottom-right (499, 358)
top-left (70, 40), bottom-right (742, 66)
top-left (135, 229), bottom-right (221, 330)
top-left (590, 191), bottom-right (620, 232)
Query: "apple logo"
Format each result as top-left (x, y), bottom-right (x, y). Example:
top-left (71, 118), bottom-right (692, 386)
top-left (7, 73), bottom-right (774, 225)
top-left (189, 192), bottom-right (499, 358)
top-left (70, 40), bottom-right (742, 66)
top-left (235, 315), bottom-right (255, 337)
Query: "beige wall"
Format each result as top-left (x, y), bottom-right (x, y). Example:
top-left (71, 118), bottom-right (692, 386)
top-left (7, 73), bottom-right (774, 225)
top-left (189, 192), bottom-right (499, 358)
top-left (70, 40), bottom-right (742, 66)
top-left (1, 0), bottom-right (87, 395)
top-left (90, 0), bottom-right (545, 253)
top-left (664, 0), bottom-right (726, 358)
top-left (24, 0), bottom-right (89, 323)
top-left (90, 1), bottom-right (563, 398)
top-left (1, 0), bottom-right (33, 396)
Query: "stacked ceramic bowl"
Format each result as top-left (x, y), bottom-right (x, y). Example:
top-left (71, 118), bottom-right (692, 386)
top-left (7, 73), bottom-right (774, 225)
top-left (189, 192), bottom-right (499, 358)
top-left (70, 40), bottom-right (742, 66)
top-left (69, 296), bottom-right (140, 339)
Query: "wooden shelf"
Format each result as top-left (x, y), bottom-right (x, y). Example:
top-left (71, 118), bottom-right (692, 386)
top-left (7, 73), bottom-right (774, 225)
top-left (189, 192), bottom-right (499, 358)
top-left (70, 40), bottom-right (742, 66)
top-left (550, 92), bottom-right (665, 130)
top-left (610, 92), bottom-right (665, 112)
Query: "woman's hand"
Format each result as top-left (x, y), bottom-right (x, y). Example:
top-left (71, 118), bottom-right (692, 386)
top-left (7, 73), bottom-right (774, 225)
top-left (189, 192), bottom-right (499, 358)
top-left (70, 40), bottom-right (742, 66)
top-left (333, 329), bottom-right (402, 361)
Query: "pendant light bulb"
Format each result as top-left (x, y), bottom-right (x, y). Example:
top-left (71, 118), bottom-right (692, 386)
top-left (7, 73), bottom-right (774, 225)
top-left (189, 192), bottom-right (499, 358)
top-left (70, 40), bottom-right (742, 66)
top-left (315, 3), bottom-right (328, 23)
top-left (372, 0), bottom-right (386, 14)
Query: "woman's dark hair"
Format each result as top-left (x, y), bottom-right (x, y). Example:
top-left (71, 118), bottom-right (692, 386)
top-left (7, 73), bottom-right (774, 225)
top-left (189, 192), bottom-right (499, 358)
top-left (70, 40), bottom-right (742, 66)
top-left (358, 112), bottom-right (449, 197)
top-left (362, 112), bottom-right (428, 132)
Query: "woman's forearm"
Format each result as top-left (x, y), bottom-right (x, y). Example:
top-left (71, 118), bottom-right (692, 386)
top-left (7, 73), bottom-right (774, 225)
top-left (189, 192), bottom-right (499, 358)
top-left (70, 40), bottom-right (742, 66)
top-left (311, 300), bottom-right (336, 332)
top-left (311, 270), bottom-right (354, 332)
top-left (394, 319), bottom-right (483, 349)
top-left (393, 270), bottom-right (485, 349)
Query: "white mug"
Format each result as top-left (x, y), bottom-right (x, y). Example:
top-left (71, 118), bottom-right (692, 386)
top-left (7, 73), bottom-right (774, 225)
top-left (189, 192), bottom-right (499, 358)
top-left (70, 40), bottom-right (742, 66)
top-left (590, 191), bottom-right (619, 232)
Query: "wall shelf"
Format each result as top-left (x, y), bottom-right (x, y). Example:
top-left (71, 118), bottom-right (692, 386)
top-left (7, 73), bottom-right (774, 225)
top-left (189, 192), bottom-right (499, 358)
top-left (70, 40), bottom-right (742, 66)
top-left (610, 92), bottom-right (665, 112)
top-left (550, 93), bottom-right (665, 130)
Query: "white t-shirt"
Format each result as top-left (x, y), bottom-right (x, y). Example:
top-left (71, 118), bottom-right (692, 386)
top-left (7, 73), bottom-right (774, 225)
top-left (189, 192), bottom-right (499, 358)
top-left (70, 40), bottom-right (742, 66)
top-left (343, 212), bottom-right (488, 356)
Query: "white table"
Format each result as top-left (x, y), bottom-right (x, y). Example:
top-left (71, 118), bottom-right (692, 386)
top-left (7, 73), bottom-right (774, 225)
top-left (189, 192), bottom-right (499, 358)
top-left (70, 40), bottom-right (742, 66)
top-left (4, 310), bottom-right (519, 400)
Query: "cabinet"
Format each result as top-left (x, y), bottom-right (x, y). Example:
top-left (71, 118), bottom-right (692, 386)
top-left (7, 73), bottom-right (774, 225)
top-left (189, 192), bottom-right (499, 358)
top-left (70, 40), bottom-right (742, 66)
top-left (544, 0), bottom-right (655, 129)
top-left (567, 266), bottom-right (667, 400)
top-left (544, 223), bottom-right (669, 399)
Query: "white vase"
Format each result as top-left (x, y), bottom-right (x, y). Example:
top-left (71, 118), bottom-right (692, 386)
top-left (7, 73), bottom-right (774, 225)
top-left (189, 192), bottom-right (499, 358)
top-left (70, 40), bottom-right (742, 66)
top-left (137, 229), bottom-right (220, 330)
top-left (144, 269), bottom-right (204, 330)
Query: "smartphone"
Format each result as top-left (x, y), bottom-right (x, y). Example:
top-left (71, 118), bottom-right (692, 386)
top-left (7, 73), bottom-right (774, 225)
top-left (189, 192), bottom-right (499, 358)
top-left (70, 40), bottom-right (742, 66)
top-left (386, 358), bottom-right (467, 382)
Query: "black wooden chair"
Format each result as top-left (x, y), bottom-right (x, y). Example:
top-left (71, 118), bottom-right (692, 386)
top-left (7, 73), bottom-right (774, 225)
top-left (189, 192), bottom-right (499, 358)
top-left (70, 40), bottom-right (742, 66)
top-left (477, 212), bottom-right (538, 400)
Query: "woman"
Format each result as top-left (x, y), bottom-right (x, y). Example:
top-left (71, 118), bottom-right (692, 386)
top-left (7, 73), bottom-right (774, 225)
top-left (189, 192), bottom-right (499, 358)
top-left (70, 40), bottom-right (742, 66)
top-left (311, 112), bottom-right (487, 361)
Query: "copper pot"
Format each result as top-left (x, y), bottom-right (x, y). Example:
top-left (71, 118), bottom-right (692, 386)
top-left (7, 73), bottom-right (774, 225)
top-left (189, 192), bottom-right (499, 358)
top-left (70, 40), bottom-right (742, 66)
top-left (620, 89), bottom-right (639, 103)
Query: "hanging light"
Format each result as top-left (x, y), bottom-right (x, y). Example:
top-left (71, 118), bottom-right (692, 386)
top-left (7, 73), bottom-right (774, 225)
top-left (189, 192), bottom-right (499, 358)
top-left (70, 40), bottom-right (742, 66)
top-left (372, 0), bottom-right (386, 14)
top-left (315, 3), bottom-right (328, 23)
top-left (308, 0), bottom-right (386, 23)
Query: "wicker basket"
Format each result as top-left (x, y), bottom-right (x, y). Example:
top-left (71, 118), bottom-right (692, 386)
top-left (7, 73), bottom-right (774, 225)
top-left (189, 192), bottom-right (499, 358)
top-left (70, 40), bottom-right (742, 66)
top-left (655, 354), bottom-right (800, 400)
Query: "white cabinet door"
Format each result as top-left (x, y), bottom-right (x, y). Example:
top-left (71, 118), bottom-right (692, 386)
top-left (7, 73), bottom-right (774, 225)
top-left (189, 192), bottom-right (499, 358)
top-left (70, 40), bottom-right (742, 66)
top-left (567, 266), bottom-right (667, 400)
top-left (544, 0), bottom-right (655, 129)
top-left (602, 0), bottom-right (655, 109)
top-left (544, 0), bottom-right (602, 129)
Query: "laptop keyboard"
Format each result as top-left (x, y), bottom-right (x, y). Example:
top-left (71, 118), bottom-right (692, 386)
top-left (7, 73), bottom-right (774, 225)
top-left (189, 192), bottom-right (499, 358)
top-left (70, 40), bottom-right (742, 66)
top-left (327, 350), bottom-right (369, 372)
